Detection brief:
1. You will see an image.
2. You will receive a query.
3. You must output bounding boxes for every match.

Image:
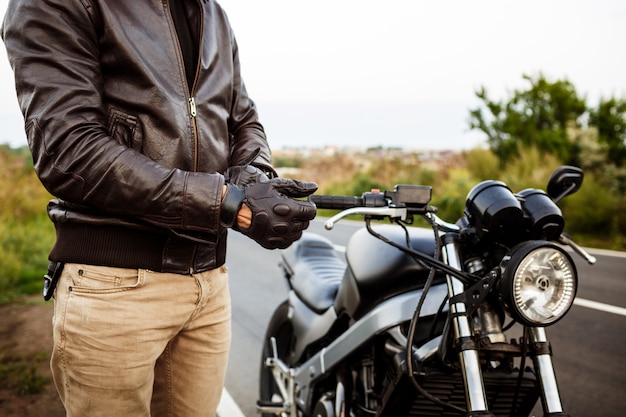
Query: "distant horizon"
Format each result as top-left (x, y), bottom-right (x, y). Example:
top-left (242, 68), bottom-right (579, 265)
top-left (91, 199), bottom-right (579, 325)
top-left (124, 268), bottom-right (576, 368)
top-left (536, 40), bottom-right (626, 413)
top-left (0, 101), bottom-right (488, 151)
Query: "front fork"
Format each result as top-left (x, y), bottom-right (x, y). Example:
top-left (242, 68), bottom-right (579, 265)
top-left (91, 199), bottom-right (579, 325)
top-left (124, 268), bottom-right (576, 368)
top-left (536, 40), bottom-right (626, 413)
top-left (443, 235), bottom-right (494, 417)
top-left (531, 327), bottom-right (570, 416)
top-left (443, 235), bottom-right (568, 417)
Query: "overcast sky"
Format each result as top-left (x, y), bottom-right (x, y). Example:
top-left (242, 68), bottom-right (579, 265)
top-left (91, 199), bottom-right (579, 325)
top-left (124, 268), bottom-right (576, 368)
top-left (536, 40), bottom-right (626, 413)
top-left (1, 0), bottom-right (625, 150)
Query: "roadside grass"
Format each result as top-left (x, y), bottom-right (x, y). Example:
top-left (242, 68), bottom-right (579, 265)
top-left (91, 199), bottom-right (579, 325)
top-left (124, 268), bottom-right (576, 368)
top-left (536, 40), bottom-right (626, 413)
top-left (0, 215), bottom-right (55, 305)
top-left (0, 349), bottom-right (49, 395)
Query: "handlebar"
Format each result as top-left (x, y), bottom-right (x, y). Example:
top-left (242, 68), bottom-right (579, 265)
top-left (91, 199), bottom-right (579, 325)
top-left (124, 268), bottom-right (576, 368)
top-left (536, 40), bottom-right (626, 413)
top-left (309, 179), bottom-right (596, 267)
top-left (310, 193), bottom-right (387, 210)
top-left (311, 185), bottom-right (432, 211)
top-left (311, 186), bottom-right (436, 230)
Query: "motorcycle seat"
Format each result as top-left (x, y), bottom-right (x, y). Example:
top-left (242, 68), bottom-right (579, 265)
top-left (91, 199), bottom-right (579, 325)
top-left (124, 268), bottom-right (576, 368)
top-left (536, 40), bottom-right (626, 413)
top-left (282, 232), bottom-right (346, 314)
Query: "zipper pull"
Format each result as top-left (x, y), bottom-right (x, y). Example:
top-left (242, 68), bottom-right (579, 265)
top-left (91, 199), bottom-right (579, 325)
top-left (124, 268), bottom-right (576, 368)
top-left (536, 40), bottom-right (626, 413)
top-left (188, 97), bottom-right (197, 117)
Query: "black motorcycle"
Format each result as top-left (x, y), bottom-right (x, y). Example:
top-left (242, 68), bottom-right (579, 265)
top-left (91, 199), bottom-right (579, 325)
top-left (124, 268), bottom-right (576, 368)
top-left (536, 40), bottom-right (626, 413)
top-left (257, 165), bottom-right (595, 417)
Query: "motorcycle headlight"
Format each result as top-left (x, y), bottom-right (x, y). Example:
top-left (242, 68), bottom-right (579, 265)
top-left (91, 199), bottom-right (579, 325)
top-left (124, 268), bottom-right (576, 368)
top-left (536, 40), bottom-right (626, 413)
top-left (500, 241), bottom-right (577, 326)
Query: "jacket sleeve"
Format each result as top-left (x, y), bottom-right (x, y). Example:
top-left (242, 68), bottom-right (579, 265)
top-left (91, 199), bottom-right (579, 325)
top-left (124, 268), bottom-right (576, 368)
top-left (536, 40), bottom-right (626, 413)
top-left (226, 28), bottom-right (275, 174)
top-left (1, 0), bottom-right (223, 234)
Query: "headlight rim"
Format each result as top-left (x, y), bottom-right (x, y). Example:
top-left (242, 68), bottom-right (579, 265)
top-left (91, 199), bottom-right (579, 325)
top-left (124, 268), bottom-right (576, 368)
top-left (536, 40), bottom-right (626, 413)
top-left (500, 240), bottom-right (578, 327)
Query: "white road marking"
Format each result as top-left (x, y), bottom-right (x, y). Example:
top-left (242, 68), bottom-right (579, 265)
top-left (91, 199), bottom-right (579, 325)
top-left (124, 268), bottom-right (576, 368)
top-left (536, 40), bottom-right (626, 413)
top-left (574, 297), bottom-right (626, 317)
top-left (217, 388), bottom-right (246, 417)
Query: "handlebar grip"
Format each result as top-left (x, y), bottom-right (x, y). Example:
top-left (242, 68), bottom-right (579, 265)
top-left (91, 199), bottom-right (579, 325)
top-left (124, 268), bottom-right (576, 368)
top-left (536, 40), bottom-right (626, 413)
top-left (311, 193), bottom-right (388, 209)
top-left (310, 195), bottom-right (364, 210)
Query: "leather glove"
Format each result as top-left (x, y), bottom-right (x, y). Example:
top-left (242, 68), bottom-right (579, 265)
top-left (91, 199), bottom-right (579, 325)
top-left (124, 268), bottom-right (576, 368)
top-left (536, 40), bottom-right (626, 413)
top-left (224, 147), bottom-right (277, 187)
top-left (224, 164), bottom-right (269, 187)
top-left (221, 178), bottom-right (318, 249)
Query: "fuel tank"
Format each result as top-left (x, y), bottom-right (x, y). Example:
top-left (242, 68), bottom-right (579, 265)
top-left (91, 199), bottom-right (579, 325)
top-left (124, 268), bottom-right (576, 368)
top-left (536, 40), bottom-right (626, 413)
top-left (335, 225), bottom-right (446, 319)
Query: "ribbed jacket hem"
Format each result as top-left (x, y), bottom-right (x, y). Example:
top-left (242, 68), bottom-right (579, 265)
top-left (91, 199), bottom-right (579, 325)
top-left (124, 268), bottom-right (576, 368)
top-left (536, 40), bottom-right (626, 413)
top-left (48, 223), bottom-right (226, 274)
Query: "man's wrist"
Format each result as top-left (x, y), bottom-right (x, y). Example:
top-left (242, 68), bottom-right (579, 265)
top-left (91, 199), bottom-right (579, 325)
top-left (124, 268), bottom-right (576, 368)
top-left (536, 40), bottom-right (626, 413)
top-left (236, 203), bottom-right (252, 229)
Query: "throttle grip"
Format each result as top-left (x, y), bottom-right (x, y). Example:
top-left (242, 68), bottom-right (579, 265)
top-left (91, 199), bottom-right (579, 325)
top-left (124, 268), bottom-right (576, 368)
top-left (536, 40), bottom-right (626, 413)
top-left (311, 193), bottom-right (387, 210)
top-left (310, 195), bottom-right (363, 210)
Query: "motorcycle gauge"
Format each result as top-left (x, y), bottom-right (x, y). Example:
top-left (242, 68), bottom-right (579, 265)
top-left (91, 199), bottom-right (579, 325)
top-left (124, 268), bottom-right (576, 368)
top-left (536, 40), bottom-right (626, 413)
top-left (499, 241), bottom-right (577, 326)
top-left (464, 180), bottom-right (524, 242)
top-left (517, 188), bottom-right (565, 241)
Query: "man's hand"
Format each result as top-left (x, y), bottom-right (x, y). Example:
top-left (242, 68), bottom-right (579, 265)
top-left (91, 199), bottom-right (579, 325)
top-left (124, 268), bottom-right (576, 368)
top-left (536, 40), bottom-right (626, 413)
top-left (224, 164), bottom-right (269, 187)
top-left (221, 178), bottom-right (317, 249)
top-left (224, 147), bottom-right (276, 187)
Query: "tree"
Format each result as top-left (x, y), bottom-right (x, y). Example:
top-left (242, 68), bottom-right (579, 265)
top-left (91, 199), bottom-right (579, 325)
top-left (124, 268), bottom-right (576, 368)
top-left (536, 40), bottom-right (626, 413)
top-left (589, 97), bottom-right (626, 167)
top-left (469, 74), bottom-right (587, 165)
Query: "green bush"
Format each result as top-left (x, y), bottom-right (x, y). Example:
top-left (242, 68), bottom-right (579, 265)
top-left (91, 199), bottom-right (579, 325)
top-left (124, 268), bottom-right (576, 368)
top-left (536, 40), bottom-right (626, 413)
top-left (559, 172), bottom-right (626, 249)
top-left (433, 168), bottom-right (476, 222)
top-left (500, 146), bottom-right (562, 192)
top-left (0, 146), bottom-right (54, 303)
top-left (464, 148), bottom-right (500, 181)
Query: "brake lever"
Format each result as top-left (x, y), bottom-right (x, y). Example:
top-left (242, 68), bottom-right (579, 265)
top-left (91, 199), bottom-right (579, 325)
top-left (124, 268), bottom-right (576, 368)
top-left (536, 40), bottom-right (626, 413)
top-left (324, 207), bottom-right (408, 230)
top-left (559, 234), bottom-right (597, 265)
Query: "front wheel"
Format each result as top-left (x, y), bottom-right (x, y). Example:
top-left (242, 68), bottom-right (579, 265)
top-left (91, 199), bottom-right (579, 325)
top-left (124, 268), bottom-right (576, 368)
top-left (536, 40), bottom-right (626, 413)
top-left (259, 301), bottom-right (296, 417)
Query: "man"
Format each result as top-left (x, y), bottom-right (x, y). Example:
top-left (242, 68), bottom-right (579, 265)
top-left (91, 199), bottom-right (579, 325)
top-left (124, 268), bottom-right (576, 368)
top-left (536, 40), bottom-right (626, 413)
top-left (1, 1), bottom-right (317, 416)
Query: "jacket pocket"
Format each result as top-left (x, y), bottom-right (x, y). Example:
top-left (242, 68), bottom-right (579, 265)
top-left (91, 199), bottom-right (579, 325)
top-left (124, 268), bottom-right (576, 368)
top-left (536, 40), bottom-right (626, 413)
top-left (107, 107), bottom-right (144, 152)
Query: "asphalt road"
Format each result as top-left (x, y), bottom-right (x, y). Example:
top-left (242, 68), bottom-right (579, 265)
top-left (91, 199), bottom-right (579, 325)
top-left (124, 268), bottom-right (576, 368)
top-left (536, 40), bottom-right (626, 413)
top-left (223, 219), bottom-right (626, 417)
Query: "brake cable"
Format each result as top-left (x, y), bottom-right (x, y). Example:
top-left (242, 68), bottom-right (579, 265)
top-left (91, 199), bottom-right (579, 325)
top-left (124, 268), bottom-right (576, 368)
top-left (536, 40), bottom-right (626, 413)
top-left (407, 218), bottom-right (466, 414)
top-left (364, 219), bottom-right (477, 285)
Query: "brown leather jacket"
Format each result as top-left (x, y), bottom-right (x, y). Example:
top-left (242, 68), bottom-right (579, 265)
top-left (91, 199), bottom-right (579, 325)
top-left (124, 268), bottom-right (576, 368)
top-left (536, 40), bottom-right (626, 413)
top-left (2, 0), bottom-right (273, 273)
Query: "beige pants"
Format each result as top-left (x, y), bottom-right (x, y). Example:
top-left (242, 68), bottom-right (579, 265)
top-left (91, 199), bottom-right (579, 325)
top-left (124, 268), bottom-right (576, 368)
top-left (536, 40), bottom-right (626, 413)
top-left (51, 263), bottom-right (231, 417)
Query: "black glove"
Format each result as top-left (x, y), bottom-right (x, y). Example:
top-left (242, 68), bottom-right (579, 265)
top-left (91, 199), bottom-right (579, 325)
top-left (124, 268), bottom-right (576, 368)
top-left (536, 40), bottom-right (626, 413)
top-left (221, 178), bottom-right (318, 249)
top-left (224, 147), bottom-right (277, 186)
top-left (224, 164), bottom-right (269, 187)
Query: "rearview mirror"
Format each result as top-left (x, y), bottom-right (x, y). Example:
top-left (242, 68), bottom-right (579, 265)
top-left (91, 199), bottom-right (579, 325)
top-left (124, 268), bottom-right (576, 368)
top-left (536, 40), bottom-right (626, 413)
top-left (547, 166), bottom-right (584, 203)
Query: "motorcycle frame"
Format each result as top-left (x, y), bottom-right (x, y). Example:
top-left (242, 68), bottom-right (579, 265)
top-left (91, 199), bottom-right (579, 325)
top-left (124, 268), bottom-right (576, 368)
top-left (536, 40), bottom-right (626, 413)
top-left (287, 283), bottom-right (449, 411)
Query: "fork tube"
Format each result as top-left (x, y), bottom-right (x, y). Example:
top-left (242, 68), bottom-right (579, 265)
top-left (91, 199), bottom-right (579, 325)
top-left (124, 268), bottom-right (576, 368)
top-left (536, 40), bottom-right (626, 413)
top-left (530, 327), bottom-right (565, 415)
top-left (442, 234), bottom-right (490, 414)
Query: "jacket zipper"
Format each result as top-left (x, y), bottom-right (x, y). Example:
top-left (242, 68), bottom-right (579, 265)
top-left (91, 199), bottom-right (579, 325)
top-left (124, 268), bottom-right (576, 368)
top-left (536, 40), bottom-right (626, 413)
top-left (189, 96), bottom-right (199, 170)
top-left (166, 0), bottom-right (203, 172)
top-left (189, 0), bottom-right (204, 172)
top-left (188, 97), bottom-right (197, 117)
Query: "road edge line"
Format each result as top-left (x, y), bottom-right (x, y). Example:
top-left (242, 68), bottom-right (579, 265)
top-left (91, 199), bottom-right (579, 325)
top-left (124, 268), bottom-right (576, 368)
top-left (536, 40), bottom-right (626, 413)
top-left (217, 388), bottom-right (246, 417)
